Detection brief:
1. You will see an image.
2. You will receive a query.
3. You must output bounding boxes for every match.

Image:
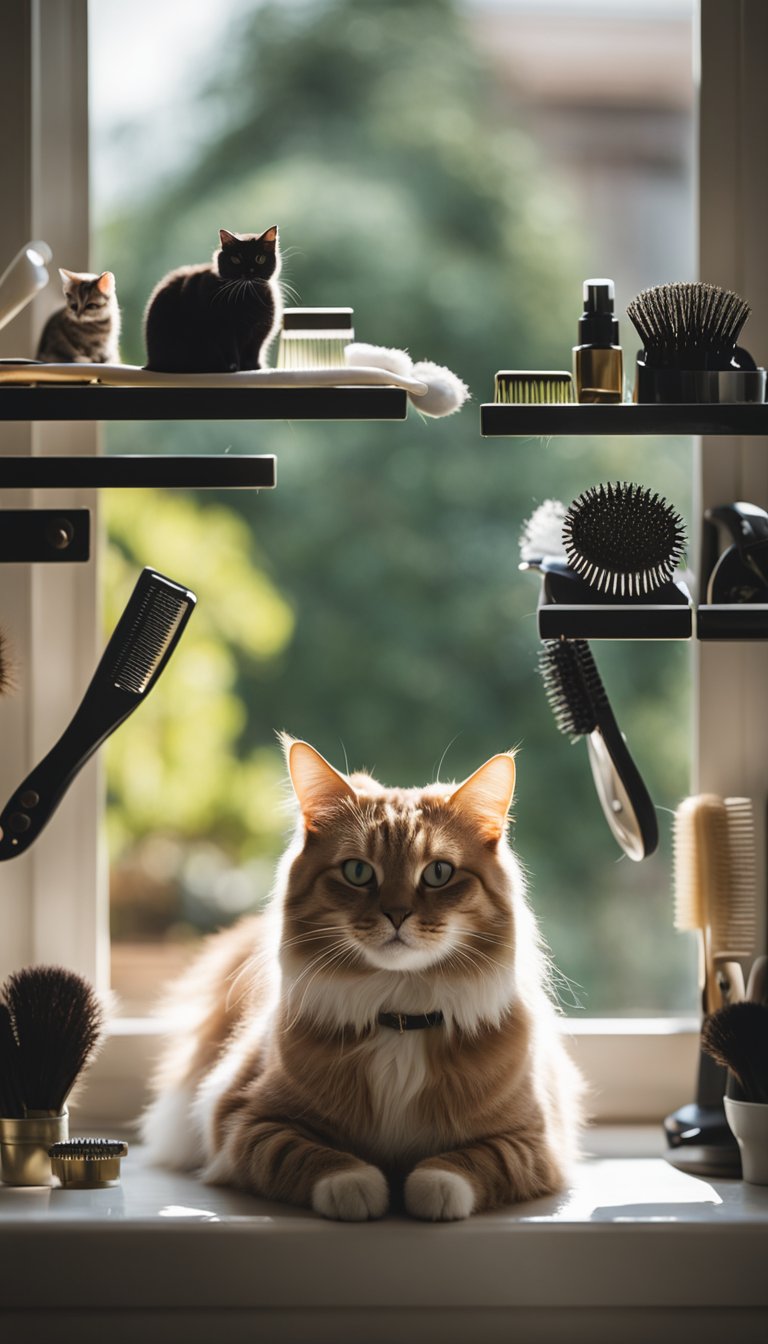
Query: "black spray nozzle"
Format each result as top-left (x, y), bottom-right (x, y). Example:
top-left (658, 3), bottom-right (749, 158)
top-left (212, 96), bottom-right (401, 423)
top-left (578, 278), bottom-right (620, 346)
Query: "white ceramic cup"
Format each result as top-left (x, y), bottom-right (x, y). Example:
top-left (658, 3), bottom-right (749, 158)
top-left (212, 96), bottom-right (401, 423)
top-left (724, 1097), bottom-right (768, 1184)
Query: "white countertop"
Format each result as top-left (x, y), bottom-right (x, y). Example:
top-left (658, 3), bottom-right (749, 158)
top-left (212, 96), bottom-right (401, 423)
top-left (1, 1131), bottom-right (767, 1344)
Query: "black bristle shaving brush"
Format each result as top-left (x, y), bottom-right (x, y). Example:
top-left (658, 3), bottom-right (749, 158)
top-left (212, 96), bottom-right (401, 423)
top-left (562, 481), bottom-right (687, 598)
top-left (0, 965), bottom-right (104, 1185)
top-left (701, 1001), bottom-right (768, 1105)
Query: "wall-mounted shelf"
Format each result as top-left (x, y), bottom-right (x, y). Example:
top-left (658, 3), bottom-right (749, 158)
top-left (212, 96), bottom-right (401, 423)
top-left (0, 385), bottom-right (408, 423)
top-left (538, 597), bottom-right (768, 641)
top-left (481, 402), bottom-right (768, 437)
top-left (0, 456), bottom-right (275, 490)
top-left (538, 596), bottom-right (694, 641)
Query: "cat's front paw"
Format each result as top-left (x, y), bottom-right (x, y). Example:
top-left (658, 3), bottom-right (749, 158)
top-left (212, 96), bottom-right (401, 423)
top-left (312, 1164), bottom-right (389, 1221)
top-left (405, 1167), bottom-right (475, 1221)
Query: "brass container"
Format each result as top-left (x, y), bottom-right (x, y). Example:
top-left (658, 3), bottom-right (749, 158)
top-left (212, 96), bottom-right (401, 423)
top-left (49, 1138), bottom-right (128, 1189)
top-left (573, 344), bottom-right (624, 403)
top-left (0, 1110), bottom-right (68, 1186)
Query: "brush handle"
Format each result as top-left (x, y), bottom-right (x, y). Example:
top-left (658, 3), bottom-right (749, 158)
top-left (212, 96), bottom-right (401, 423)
top-left (586, 702), bottom-right (658, 862)
top-left (0, 684), bottom-right (137, 860)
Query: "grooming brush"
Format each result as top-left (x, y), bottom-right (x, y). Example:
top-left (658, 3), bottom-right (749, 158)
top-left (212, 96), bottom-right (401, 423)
top-left (562, 481), bottom-right (687, 599)
top-left (626, 282), bottom-right (765, 403)
top-left (701, 1002), bottom-right (768, 1105)
top-left (664, 794), bottom-right (757, 1175)
top-left (0, 568), bottom-right (196, 860)
top-left (519, 499), bottom-right (604, 605)
top-left (276, 307), bottom-right (354, 369)
top-left (49, 1138), bottom-right (128, 1189)
top-left (494, 371), bottom-right (575, 404)
top-left (746, 956), bottom-right (768, 1005)
top-left (538, 638), bottom-right (658, 861)
top-left (0, 965), bottom-right (104, 1185)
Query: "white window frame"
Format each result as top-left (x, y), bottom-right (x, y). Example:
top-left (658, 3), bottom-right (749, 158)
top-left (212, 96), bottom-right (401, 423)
top-left (1, 0), bottom-right (765, 1127)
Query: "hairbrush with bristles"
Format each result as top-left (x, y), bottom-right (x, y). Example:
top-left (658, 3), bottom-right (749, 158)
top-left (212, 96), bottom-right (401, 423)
top-left (49, 1137), bottom-right (128, 1188)
top-left (0, 567), bottom-right (195, 860)
top-left (538, 637), bottom-right (657, 860)
top-left (627, 282), bottom-right (751, 371)
top-left (562, 481), bottom-right (687, 598)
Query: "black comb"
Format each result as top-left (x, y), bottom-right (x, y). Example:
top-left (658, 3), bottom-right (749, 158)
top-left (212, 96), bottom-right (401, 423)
top-left (0, 569), bottom-right (195, 860)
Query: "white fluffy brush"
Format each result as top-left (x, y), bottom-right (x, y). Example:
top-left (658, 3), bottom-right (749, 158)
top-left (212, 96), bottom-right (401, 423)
top-left (345, 342), bottom-right (470, 417)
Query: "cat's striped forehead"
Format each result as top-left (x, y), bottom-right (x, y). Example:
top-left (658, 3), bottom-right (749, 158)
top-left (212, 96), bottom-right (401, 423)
top-left (324, 786), bottom-right (464, 862)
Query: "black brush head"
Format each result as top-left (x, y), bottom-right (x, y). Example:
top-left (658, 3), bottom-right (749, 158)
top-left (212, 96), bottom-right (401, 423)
top-left (108, 571), bottom-right (195, 697)
top-left (538, 638), bottom-right (607, 741)
top-left (49, 1138), bottom-right (128, 1158)
top-left (562, 481), bottom-right (686, 597)
top-left (626, 282), bottom-right (750, 370)
top-left (0, 1001), bottom-right (25, 1118)
top-left (701, 1001), bottom-right (768, 1105)
top-left (2, 965), bottom-right (104, 1115)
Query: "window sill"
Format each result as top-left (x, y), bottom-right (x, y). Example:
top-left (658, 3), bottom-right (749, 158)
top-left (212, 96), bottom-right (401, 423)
top-left (1, 1133), bottom-right (766, 1344)
top-left (76, 1016), bottom-right (703, 1130)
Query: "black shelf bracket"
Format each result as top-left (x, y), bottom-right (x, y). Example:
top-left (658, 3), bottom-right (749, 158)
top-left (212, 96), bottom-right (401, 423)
top-left (0, 455), bottom-right (276, 490)
top-left (0, 509), bottom-right (90, 562)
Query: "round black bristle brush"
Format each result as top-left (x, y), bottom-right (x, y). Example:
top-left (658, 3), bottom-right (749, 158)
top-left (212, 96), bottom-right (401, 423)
top-left (627, 282), bottom-right (751, 371)
top-left (538, 638), bottom-right (657, 860)
top-left (0, 965), bottom-right (104, 1117)
top-left (562, 481), bottom-right (686, 598)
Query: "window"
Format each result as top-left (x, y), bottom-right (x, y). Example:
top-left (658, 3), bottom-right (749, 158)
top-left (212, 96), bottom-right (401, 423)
top-left (4, 0), bottom-right (765, 1125)
top-left (89, 0), bottom-right (697, 1022)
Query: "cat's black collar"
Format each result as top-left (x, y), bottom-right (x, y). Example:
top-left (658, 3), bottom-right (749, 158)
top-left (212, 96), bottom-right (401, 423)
top-left (377, 1010), bottom-right (444, 1033)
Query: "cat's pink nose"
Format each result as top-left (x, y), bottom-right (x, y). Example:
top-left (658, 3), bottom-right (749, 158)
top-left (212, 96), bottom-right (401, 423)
top-left (383, 909), bottom-right (411, 930)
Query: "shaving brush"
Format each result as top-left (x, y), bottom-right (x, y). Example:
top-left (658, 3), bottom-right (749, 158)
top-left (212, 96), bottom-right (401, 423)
top-left (701, 1001), bottom-right (768, 1105)
top-left (0, 965), bottom-right (104, 1185)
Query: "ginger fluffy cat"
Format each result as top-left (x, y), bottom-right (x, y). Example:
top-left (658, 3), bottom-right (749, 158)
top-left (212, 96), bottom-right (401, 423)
top-left (142, 737), bottom-right (583, 1220)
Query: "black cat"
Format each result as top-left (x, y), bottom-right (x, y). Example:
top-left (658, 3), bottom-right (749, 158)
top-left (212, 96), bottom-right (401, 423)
top-left (144, 227), bottom-right (281, 372)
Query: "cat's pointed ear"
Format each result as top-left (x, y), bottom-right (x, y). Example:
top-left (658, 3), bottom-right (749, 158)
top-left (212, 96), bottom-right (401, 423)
top-left (260, 226), bottom-right (278, 244)
top-left (219, 229), bottom-right (238, 247)
top-left (58, 267), bottom-right (78, 285)
top-left (96, 271), bottom-right (115, 296)
top-left (280, 734), bottom-right (355, 830)
top-left (448, 752), bottom-right (516, 843)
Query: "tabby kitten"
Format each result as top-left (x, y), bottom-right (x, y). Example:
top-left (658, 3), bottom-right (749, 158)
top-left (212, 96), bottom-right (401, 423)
top-left (142, 738), bottom-right (583, 1221)
top-left (36, 269), bottom-right (121, 363)
top-left (144, 227), bottom-right (282, 373)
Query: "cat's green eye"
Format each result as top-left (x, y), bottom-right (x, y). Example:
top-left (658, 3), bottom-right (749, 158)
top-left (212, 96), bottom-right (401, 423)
top-left (230, 255), bottom-right (241, 265)
top-left (422, 860), bottom-right (455, 889)
top-left (342, 859), bottom-right (375, 887)
top-left (256, 254), bottom-right (266, 264)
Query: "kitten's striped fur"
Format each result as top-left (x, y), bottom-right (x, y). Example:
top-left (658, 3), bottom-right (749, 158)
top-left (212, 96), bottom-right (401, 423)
top-left (142, 738), bottom-right (583, 1220)
top-left (36, 269), bottom-right (120, 364)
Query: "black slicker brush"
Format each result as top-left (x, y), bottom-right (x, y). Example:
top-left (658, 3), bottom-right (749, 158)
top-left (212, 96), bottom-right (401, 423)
top-left (562, 481), bottom-right (686, 597)
top-left (701, 1001), bottom-right (768, 1105)
top-left (0, 966), bottom-right (104, 1118)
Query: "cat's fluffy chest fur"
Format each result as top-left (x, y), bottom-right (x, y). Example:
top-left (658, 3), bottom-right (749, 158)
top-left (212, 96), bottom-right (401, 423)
top-left (142, 739), bottom-right (583, 1221)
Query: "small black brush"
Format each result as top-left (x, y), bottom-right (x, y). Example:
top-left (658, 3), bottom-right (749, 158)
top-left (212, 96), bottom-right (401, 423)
top-left (0, 567), bottom-right (196, 860)
top-left (627, 282), bottom-right (751, 371)
top-left (0, 965), bottom-right (104, 1185)
top-left (2, 966), bottom-right (104, 1116)
top-left (701, 1001), bottom-right (768, 1105)
top-left (538, 638), bottom-right (658, 860)
top-left (562, 481), bottom-right (686, 598)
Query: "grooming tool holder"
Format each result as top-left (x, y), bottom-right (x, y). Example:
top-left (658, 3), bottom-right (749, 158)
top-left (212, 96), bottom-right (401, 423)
top-left (0, 1110), bottom-right (68, 1186)
top-left (480, 402), bottom-right (768, 436)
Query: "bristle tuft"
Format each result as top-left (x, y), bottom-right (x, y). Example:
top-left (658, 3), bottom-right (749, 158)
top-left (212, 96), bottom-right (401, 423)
top-left (627, 282), bottom-right (750, 368)
top-left (714, 797), bottom-right (757, 958)
top-left (562, 481), bottom-right (686, 597)
top-left (538, 639), bottom-right (605, 741)
top-left (701, 1001), bottom-right (768, 1103)
top-left (672, 794), bottom-right (729, 932)
top-left (1, 965), bottom-right (104, 1115)
top-left (519, 499), bottom-right (567, 562)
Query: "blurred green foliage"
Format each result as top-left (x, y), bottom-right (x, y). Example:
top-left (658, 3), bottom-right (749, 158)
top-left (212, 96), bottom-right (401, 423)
top-left (97, 0), bottom-right (696, 1012)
